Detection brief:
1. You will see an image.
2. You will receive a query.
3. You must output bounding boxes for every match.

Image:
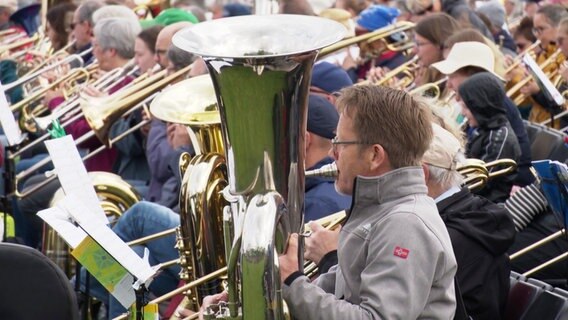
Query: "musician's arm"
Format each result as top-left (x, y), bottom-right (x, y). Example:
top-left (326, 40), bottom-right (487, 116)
top-left (283, 213), bottom-right (456, 320)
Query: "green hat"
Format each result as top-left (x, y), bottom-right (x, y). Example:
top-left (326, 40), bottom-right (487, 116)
top-left (140, 8), bottom-right (198, 28)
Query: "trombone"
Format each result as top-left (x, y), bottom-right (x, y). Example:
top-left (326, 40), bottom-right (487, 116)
top-left (319, 20), bottom-right (415, 59)
top-left (11, 64), bottom-right (192, 198)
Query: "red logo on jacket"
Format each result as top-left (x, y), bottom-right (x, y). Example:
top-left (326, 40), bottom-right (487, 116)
top-left (393, 246), bottom-right (409, 259)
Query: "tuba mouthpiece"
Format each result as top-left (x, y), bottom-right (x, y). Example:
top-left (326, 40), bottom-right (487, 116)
top-left (305, 162), bottom-right (338, 178)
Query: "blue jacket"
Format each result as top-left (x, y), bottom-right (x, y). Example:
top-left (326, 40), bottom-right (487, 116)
top-left (305, 157), bottom-right (351, 222)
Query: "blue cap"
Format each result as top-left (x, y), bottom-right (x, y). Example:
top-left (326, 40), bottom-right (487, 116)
top-left (308, 95), bottom-right (339, 139)
top-left (356, 5), bottom-right (399, 31)
top-left (223, 3), bottom-right (252, 17)
top-left (311, 62), bottom-right (353, 94)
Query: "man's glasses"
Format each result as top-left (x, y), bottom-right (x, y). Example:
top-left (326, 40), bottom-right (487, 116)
top-left (331, 136), bottom-right (374, 153)
top-left (532, 25), bottom-right (550, 35)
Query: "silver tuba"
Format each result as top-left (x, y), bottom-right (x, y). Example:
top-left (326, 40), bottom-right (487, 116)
top-left (173, 14), bottom-right (345, 319)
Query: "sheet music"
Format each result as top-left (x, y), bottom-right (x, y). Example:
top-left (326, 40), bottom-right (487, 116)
top-left (59, 195), bottom-right (156, 283)
top-left (45, 136), bottom-right (107, 225)
top-left (0, 81), bottom-right (24, 146)
top-left (523, 55), bottom-right (565, 106)
top-left (38, 206), bottom-right (87, 248)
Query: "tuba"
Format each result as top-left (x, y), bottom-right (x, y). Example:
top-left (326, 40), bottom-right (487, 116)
top-left (173, 14), bottom-right (345, 319)
top-left (149, 74), bottom-right (227, 313)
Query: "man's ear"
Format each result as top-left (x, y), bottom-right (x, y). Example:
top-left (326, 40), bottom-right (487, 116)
top-left (369, 144), bottom-right (387, 171)
top-left (305, 131), bottom-right (311, 148)
top-left (107, 48), bottom-right (118, 57)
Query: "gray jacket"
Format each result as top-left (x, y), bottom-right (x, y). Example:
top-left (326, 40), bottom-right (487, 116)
top-left (283, 167), bottom-right (457, 319)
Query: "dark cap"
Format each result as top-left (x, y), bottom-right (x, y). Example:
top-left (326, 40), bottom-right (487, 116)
top-left (308, 95), bottom-right (339, 139)
top-left (223, 3), bottom-right (252, 17)
top-left (311, 62), bottom-right (353, 94)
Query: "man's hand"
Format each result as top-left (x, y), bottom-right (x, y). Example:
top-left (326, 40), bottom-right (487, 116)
top-left (167, 123), bottom-right (191, 149)
top-left (279, 233), bottom-right (300, 283)
top-left (304, 222), bottom-right (340, 265)
top-left (198, 291), bottom-right (229, 320)
top-left (520, 80), bottom-right (540, 96)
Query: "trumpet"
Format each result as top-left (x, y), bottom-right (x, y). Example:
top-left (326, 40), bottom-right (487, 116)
top-left (504, 40), bottom-right (541, 75)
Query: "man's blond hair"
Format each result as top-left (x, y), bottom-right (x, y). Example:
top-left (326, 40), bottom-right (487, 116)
top-left (337, 85), bottom-right (434, 168)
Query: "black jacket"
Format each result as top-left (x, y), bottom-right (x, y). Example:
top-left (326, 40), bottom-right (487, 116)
top-left (460, 73), bottom-right (521, 203)
top-left (438, 188), bottom-right (516, 320)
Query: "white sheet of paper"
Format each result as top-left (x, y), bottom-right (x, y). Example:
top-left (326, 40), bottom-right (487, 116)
top-left (0, 81), bottom-right (24, 146)
top-left (38, 207), bottom-right (87, 248)
top-left (44, 135), bottom-right (107, 225)
top-left (523, 54), bottom-right (565, 106)
top-left (59, 195), bottom-right (156, 283)
top-left (112, 273), bottom-right (136, 309)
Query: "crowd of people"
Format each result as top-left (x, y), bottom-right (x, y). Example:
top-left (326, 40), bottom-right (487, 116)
top-left (2, 0), bottom-right (568, 318)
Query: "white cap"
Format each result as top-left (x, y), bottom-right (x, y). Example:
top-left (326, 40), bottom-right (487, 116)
top-left (423, 123), bottom-right (463, 171)
top-left (431, 41), bottom-right (505, 81)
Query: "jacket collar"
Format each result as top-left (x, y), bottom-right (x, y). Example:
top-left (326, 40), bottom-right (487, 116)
top-left (436, 187), bottom-right (469, 213)
top-left (351, 166), bottom-right (428, 208)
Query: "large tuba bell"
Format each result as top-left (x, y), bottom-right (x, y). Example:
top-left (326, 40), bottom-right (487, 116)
top-left (173, 14), bottom-right (345, 319)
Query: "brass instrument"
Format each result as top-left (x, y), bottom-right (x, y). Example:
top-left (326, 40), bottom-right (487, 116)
top-left (409, 77), bottom-right (447, 99)
top-left (2, 50), bottom-right (87, 94)
top-left (8, 66), bottom-right (90, 113)
top-left (11, 65), bottom-right (189, 198)
top-left (174, 14), bottom-right (345, 319)
top-left (375, 56), bottom-right (418, 89)
top-left (303, 210), bottom-right (346, 279)
top-left (504, 40), bottom-right (541, 75)
top-left (319, 20), bottom-right (415, 59)
top-left (507, 49), bottom-right (563, 106)
top-left (0, 33), bottom-right (40, 56)
top-left (150, 74), bottom-right (227, 314)
top-left (43, 172), bottom-right (142, 276)
top-left (307, 158), bottom-right (517, 193)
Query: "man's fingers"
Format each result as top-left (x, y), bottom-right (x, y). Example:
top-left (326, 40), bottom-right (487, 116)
top-left (288, 233), bottom-right (299, 250)
top-left (309, 221), bottom-right (323, 232)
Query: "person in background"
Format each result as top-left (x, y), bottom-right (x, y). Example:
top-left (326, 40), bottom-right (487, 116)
top-left (45, 2), bottom-right (77, 51)
top-left (458, 72), bottom-right (521, 202)
top-left (134, 25), bottom-right (163, 73)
